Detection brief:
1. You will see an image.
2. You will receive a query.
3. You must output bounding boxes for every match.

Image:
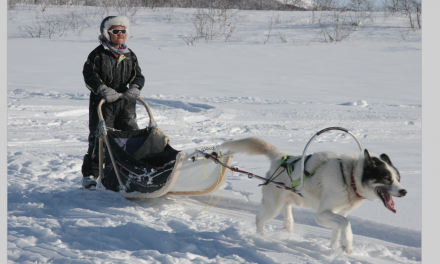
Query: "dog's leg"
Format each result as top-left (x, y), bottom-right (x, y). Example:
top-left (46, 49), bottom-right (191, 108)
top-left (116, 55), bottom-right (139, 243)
top-left (337, 210), bottom-right (353, 254)
top-left (328, 209), bottom-right (357, 249)
top-left (283, 193), bottom-right (299, 233)
top-left (256, 186), bottom-right (285, 235)
top-left (330, 229), bottom-right (341, 248)
top-left (283, 203), bottom-right (294, 233)
top-left (316, 210), bottom-right (353, 254)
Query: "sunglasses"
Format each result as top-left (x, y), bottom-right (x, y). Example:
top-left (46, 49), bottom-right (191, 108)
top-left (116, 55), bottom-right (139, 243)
top-left (108, 29), bottom-right (126, 35)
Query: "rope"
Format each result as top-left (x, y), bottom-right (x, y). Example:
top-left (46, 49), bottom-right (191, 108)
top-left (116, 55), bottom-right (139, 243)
top-left (198, 153), bottom-right (225, 214)
top-left (258, 155), bottom-right (291, 187)
top-left (259, 167), bottom-right (285, 187)
top-left (202, 158), bottom-right (211, 179)
top-left (196, 150), bottom-right (297, 193)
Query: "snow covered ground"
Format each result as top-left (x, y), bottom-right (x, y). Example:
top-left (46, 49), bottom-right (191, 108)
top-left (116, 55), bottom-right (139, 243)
top-left (7, 5), bottom-right (423, 263)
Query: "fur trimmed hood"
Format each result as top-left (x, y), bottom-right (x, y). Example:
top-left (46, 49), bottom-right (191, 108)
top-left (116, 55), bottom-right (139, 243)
top-left (100, 16), bottom-right (130, 43)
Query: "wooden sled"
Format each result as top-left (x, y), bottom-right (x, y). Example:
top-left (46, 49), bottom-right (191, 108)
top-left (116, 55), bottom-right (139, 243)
top-left (95, 95), bottom-right (233, 199)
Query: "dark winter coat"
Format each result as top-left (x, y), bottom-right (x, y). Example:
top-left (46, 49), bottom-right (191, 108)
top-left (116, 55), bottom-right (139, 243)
top-left (83, 44), bottom-right (145, 97)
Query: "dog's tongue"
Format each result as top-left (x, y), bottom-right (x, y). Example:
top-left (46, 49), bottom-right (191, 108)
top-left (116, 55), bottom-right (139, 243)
top-left (383, 191), bottom-right (396, 213)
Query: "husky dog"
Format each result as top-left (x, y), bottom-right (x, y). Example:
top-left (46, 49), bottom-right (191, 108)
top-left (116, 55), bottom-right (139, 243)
top-left (221, 137), bottom-right (407, 254)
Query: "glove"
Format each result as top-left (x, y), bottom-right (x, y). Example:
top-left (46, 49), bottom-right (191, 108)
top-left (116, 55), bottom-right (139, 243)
top-left (98, 85), bottom-right (119, 103)
top-left (123, 84), bottom-right (141, 101)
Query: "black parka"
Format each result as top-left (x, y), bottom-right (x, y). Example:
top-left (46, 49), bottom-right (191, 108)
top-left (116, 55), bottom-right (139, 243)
top-left (83, 44), bottom-right (145, 96)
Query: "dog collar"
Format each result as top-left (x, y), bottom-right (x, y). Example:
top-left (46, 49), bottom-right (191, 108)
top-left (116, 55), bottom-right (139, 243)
top-left (351, 168), bottom-right (364, 199)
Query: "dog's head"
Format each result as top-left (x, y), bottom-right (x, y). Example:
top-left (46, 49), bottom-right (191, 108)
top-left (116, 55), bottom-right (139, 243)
top-left (360, 149), bottom-right (407, 213)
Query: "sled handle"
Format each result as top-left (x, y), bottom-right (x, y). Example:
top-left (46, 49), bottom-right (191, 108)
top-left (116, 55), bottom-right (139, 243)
top-left (98, 94), bottom-right (157, 129)
top-left (296, 127), bottom-right (363, 194)
top-left (96, 95), bottom-right (157, 191)
top-left (136, 97), bottom-right (158, 129)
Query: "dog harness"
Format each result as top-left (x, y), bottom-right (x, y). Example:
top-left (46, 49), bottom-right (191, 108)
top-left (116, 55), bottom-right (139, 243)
top-left (259, 155), bottom-right (310, 188)
top-left (195, 150), bottom-right (363, 198)
top-left (266, 155), bottom-right (357, 195)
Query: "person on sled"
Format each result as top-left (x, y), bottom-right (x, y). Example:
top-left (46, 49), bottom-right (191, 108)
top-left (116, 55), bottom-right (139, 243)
top-left (81, 15), bottom-right (145, 188)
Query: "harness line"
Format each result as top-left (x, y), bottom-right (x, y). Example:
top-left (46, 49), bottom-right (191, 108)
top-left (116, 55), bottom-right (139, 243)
top-left (196, 150), bottom-right (299, 193)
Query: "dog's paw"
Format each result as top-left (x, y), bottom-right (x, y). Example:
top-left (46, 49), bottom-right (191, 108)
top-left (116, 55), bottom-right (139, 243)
top-left (340, 233), bottom-right (353, 254)
top-left (282, 227), bottom-right (294, 233)
top-left (341, 245), bottom-right (353, 255)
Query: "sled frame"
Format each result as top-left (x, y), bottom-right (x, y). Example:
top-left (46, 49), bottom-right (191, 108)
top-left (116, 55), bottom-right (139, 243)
top-left (96, 95), bottom-right (232, 198)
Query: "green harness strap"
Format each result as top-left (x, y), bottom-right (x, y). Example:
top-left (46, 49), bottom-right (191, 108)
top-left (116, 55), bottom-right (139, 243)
top-left (265, 155), bottom-right (344, 191)
top-left (278, 154), bottom-right (323, 189)
top-left (259, 155), bottom-right (295, 187)
top-left (281, 155), bottom-right (295, 178)
top-left (290, 163), bottom-right (324, 189)
top-left (270, 155), bottom-right (320, 190)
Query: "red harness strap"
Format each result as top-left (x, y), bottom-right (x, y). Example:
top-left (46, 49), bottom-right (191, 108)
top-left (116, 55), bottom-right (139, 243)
top-left (351, 169), bottom-right (364, 199)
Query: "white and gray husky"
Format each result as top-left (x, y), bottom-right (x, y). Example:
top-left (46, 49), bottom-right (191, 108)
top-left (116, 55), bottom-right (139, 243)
top-left (221, 137), bottom-right (407, 254)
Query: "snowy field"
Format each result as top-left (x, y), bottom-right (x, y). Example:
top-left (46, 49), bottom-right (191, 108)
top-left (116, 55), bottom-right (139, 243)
top-left (6, 4), bottom-right (427, 263)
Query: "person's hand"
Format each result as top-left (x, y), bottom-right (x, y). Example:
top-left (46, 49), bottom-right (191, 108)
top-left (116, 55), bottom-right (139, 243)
top-left (123, 84), bottom-right (140, 101)
top-left (98, 85), bottom-right (119, 103)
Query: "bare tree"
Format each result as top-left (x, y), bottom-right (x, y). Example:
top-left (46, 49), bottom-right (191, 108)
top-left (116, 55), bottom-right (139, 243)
top-left (66, 11), bottom-right (91, 36)
top-left (114, 0), bottom-right (141, 24)
top-left (347, 0), bottom-right (376, 25)
top-left (263, 14), bottom-right (281, 44)
top-left (19, 9), bottom-right (91, 38)
top-left (278, 31), bottom-right (287, 43)
top-left (8, 0), bottom-right (21, 10)
top-left (263, 15), bottom-right (275, 44)
top-left (318, 13), bottom-right (354, 43)
top-left (315, 1), bottom-right (356, 43)
top-left (181, 30), bottom-right (199, 46)
top-left (181, 7), bottom-right (243, 45)
top-left (382, 0), bottom-right (421, 29)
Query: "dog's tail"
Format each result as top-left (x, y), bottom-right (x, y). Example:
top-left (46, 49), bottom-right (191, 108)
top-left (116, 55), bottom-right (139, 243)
top-left (220, 137), bottom-right (286, 162)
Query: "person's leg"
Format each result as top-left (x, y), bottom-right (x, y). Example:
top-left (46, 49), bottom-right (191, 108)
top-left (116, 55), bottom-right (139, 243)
top-left (113, 98), bottom-right (139, 131)
top-left (81, 97), bottom-right (116, 179)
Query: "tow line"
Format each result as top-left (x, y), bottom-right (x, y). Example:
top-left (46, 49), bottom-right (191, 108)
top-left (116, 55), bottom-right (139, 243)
top-left (195, 150), bottom-right (298, 193)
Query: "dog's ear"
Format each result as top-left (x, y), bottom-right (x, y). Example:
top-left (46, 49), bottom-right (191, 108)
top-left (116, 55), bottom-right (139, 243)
top-left (380, 154), bottom-right (393, 166)
top-left (364, 149), bottom-right (373, 168)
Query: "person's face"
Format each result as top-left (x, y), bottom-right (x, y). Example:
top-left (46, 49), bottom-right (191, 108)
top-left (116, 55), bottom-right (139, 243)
top-left (108, 25), bottom-right (126, 46)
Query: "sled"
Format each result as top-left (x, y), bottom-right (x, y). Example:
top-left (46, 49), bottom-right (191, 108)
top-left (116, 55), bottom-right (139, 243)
top-left (95, 95), bottom-right (233, 199)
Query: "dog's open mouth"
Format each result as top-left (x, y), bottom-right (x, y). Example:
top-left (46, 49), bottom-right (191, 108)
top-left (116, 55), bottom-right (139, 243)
top-left (377, 188), bottom-right (396, 213)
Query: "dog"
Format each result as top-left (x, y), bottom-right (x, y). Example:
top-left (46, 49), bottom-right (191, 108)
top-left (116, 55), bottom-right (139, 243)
top-left (221, 137), bottom-right (407, 254)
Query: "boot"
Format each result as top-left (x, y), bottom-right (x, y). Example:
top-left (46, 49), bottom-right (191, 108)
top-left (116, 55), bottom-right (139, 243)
top-left (82, 176), bottom-right (97, 188)
top-left (81, 154), bottom-right (99, 178)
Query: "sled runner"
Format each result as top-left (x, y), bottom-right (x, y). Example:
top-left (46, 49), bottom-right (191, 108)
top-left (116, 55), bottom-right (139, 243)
top-left (95, 95), bottom-right (233, 199)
